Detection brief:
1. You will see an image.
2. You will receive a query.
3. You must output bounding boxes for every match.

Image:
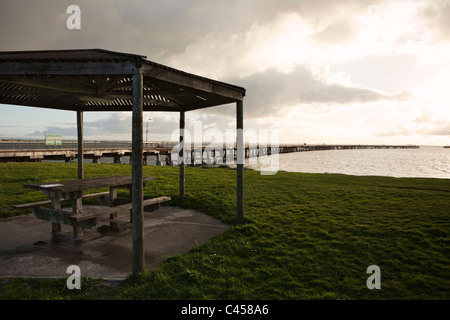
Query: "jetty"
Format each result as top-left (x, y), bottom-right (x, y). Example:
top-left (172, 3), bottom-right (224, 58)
top-left (0, 139), bottom-right (419, 164)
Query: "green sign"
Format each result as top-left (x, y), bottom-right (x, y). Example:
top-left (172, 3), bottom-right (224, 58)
top-left (45, 135), bottom-right (62, 146)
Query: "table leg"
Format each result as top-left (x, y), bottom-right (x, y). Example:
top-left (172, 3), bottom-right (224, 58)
top-left (51, 194), bottom-right (61, 233)
top-left (72, 191), bottom-right (83, 238)
top-left (73, 225), bottom-right (83, 238)
top-left (109, 187), bottom-right (118, 230)
top-left (72, 191), bottom-right (83, 214)
top-left (127, 182), bottom-right (145, 222)
top-left (109, 187), bottom-right (117, 207)
top-left (129, 186), bottom-right (133, 222)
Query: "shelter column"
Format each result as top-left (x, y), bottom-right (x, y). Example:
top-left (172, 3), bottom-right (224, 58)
top-left (236, 100), bottom-right (244, 223)
top-left (77, 110), bottom-right (84, 179)
top-left (179, 110), bottom-right (185, 200)
top-left (131, 71), bottom-right (144, 274)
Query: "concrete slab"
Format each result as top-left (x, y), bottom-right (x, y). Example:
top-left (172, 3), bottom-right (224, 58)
top-left (0, 207), bottom-right (229, 280)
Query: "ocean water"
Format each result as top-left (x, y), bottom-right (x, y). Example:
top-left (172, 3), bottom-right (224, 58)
top-left (250, 146), bottom-right (450, 179)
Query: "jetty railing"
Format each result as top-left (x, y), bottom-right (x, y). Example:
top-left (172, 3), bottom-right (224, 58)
top-left (0, 139), bottom-right (419, 163)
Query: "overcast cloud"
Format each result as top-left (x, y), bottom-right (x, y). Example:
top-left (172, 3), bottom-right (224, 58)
top-left (0, 0), bottom-right (449, 144)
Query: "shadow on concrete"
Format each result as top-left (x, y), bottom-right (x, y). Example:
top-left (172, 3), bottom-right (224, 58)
top-left (0, 207), bottom-right (229, 280)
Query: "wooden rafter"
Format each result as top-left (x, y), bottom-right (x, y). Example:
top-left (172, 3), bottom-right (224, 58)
top-left (61, 75), bottom-right (96, 89)
top-left (0, 89), bottom-right (74, 96)
top-left (97, 75), bottom-right (127, 94)
top-left (94, 75), bottom-right (108, 94)
top-left (0, 96), bottom-right (79, 111)
top-left (0, 75), bottom-right (97, 95)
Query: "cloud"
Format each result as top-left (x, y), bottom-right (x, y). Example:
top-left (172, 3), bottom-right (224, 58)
top-left (1, 0), bottom-right (447, 61)
top-left (228, 66), bottom-right (410, 119)
top-left (313, 19), bottom-right (356, 45)
top-left (163, 10), bottom-right (316, 79)
top-left (84, 112), bottom-right (180, 140)
top-left (1, 0), bottom-right (449, 146)
top-left (84, 113), bottom-right (132, 136)
top-left (162, 1), bottom-right (448, 79)
top-left (27, 126), bottom-right (76, 138)
top-left (427, 124), bottom-right (450, 136)
top-left (2, 0), bottom-right (446, 69)
top-left (25, 112), bottom-right (180, 140)
top-left (378, 124), bottom-right (450, 138)
top-left (376, 108), bottom-right (450, 138)
top-left (418, 0), bottom-right (450, 40)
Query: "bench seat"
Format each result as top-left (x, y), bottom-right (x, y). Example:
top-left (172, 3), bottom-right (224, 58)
top-left (32, 196), bottom-right (171, 238)
top-left (71, 196), bottom-right (171, 221)
top-left (13, 192), bottom-right (110, 210)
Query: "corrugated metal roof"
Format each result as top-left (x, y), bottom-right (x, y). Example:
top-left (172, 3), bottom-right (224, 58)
top-left (0, 48), bottom-right (146, 61)
top-left (0, 49), bottom-right (245, 112)
top-left (0, 49), bottom-right (245, 93)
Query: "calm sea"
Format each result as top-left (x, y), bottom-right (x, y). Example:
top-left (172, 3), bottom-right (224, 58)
top-left (251, 146), bottom-right (450, 179)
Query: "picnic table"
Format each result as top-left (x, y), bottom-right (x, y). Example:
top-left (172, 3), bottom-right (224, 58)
top-left (19, 175), bottom-right (170, 238)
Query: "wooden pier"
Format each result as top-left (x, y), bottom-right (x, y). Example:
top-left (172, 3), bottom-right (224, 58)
top-left (0, 140), bottom-right (419, 164)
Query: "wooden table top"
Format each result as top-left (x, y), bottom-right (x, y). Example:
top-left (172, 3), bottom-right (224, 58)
top-left (24, 175), bottom-right (157, 193)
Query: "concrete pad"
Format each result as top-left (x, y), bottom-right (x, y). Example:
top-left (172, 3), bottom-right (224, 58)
top-left (0, 207), bottom-right (229, 280)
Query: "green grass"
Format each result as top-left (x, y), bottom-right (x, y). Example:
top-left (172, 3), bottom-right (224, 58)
top-left (0, 162), bottom-right (449, 299)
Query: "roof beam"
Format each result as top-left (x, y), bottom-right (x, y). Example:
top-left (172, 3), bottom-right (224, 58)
top-left (103, 92), bottom-right (182, 108)
top-left (97, 75), bottom-right (127, 94)
top-left (61, 76), bottom-right (96, 89)
top-left (77, 94), bottom-right (180, 108)
top-left (142, 63), bottom-right (245, 101)
top-left (0, 96), bottom-right (77, 111)
top-left (78, 104), bottom-right (181, 112)
top-left (0, 60), bottom-right (137, 75)
top-left (0, 75), bottom-right (97, 95)
top-left (0, 89), bottom-right (74, 96)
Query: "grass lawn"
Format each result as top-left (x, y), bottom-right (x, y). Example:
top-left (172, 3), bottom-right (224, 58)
top-left (0, 162), bottom-right (449, 300)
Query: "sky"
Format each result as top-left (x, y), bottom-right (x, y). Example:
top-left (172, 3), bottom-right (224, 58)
top-left (0, 0), bottom-right (449, 145)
